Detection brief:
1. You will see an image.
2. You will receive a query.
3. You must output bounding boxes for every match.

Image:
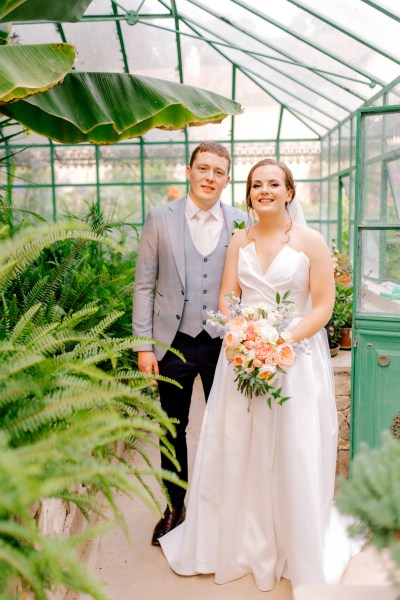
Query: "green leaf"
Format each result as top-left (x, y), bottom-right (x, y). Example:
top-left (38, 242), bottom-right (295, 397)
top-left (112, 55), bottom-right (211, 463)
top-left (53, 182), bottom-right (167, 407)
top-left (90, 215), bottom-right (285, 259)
top-left (276, 291), bottom-right (281, 304)
top-left (0, 71), bottom-right (244, 144)
top-left (0, 0), bottom-right (94, 22)
top-left (0, 44), bottom-right (76, 104)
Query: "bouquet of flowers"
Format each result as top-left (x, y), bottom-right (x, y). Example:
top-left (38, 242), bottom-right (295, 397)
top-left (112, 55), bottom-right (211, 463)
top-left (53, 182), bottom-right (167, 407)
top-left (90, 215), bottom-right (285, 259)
top-left (207, 291), bottom-right (310, 409)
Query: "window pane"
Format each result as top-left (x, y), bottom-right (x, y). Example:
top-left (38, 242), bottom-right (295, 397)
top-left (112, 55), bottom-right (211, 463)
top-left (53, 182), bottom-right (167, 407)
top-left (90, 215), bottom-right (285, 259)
top-left (54, 147), bottom-right (96, 185)
top-left (99, 145), bottom-right (140, 184)
top-left (13, 147), bottom-right (51, 185)
top-left (12, 186), bottom-right (54, 223)
top-left (360, 229), bottom-right (400, 314)
top-left (56, 185), bottom-right (97, 217)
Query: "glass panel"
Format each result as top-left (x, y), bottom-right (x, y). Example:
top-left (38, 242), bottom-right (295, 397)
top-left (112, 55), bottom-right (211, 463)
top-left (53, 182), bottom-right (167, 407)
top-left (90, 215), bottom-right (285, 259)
top-left (144, 183), bottom-right (190, 213)
top-left (330, 130), bottom-right (339, 175)
top-left (232, 71), bottom-right (280, 141)
top-left (121, 21), bottom-right (179, 81)
top-left (321, 180), bottom-right (328, 220)
top-left (83, 0), bottom-right (113, 15)
top-left (100, 184), bottom-right (143, 224)
top-left (54, 147), bottom-right (96, 185)
top-left (12, 147), bottom-right (51, 185)
top-left (180, 24), bottom-right (232, 99)
top-left (329, 177), bottom-right (338, 246)
top-left (321, 136), bottom-right (329, 178)
top-left (351, 116), bottom-right (356, 169)
top-left (362, 160), bottom-right (400, 225)
top-left (143, 144), bottom-right (187, 183)
top-left (11, 23), bottom-right (62, 44)
top-left (340, 119), bottom-right (351, 172)
top-left (232, 182), bottom-right (246, 212)
top-left (280, 110), bottom-right (319, 140)
top-left (360, 229), bottom-right (400, 314)
top-left (296, 181), bottom-right (320, 221)
top-left (62, 21), bottom-right (123, 72)
top-left (56, 185), bottom-right (97, 217)
top-left (12, 186), bottom-right (54, 223)
top-left (279, 141), bottom-right (321, 179)
top-left (364, 112), bottom-right (383, 161)
top-left (296, 0), bottom-right (400, 67)
top-left (340, 176), bottom-right (350, 255)
top-left (388, 84), bottom-right (400, 105)
top-left (99, 145), bottom-right (140, 184)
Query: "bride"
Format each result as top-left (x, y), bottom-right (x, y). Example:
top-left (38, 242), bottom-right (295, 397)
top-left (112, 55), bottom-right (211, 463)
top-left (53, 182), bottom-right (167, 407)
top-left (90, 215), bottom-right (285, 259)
top-left (159, 158), bottom-right (360, 591)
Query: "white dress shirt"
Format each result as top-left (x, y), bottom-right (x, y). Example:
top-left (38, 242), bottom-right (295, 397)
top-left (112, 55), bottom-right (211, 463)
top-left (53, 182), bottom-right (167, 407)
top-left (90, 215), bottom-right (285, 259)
top-left (185, 195), bottom-right (224, 256)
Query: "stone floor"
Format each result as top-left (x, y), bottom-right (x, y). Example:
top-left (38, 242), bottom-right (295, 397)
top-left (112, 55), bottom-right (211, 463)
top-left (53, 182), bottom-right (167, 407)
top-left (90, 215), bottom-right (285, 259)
top-left (66, 378), bottom-right (393, 600)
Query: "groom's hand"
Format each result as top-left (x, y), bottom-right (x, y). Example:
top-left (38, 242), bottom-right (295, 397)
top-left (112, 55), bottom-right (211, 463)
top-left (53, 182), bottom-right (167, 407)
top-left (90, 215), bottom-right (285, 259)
top-left (138, 351), bottom-right (159, 376)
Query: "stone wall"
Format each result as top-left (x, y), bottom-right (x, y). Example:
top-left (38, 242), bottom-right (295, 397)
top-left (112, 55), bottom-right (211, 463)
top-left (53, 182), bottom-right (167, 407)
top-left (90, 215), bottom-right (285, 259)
top-left (333, 351), bottom-right (352, 478)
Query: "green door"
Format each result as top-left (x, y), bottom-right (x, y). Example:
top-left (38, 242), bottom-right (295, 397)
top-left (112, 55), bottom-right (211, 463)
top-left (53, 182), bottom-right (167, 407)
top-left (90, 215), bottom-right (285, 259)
top-left (351, 106), bottom-right (400, 456)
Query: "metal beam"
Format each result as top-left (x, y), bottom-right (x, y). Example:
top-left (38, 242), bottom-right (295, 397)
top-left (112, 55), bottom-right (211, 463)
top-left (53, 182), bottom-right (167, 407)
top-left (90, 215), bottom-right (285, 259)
top-left (184, 18), bottom-right (324, 137)
top-left (360, 0), bottom-right (400, 24)
top-left (147, 12), bottom-right (354, 114)
top-left (111, 2), bottom-right (129, 73)
top-left (228, 0), bottom-right (384, 86)
top-left (288, 0), bottom-right (400, 67)
top-left (182, 0), bottom-right (371, 100)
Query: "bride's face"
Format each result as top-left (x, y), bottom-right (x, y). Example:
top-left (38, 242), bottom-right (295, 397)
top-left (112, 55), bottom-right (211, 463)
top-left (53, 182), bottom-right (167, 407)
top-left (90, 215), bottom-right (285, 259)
top-left (250, 164), bottom-right (294, 217)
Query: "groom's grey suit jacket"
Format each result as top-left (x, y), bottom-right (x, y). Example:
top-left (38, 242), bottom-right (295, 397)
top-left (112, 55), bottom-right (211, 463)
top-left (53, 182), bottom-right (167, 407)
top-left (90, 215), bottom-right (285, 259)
top-left (132, 195), bottom-right (250, 360)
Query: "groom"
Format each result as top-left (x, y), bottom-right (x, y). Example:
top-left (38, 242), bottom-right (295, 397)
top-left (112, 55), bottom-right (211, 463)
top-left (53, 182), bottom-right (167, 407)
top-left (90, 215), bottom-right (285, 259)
top-left (133, 142), bottom-right (249, 546)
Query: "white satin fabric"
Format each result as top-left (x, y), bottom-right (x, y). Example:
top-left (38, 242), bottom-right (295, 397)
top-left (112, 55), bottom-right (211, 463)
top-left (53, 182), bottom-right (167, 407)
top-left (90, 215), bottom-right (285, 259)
top-left (160, 243), bottom-right (359, 591)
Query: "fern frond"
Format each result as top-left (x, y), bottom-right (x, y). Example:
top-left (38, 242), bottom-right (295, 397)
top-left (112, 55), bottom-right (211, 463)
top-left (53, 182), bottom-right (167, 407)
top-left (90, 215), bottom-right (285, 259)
top-left (9, 303), bottom-right (42, 342)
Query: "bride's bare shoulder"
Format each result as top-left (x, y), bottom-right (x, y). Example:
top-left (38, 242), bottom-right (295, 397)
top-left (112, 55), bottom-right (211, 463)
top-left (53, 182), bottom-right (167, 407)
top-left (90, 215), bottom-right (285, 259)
top-left (231, 226), bottom-right (254, 249)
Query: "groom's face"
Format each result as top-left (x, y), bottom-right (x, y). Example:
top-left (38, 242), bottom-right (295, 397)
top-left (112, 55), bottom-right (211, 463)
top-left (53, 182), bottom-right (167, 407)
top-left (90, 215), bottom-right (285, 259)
top-left (186, 151), bottom-right (230, 210)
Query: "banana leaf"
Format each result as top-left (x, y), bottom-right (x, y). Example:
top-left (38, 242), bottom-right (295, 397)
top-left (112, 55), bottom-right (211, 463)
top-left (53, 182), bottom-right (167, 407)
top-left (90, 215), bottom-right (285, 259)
top-left (0, 0), bottom-right (94, 22)
top-left (0, 44), bottom-right (76, 104)
top-left (0, 22), bottom-right (9, 44)
top-left (0, 71), bottom-right (244, 144)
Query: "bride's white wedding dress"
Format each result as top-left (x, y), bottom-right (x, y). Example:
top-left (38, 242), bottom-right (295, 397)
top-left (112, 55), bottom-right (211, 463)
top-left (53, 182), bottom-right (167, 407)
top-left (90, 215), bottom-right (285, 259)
top-left (160, 242), bottom-right (359, 591)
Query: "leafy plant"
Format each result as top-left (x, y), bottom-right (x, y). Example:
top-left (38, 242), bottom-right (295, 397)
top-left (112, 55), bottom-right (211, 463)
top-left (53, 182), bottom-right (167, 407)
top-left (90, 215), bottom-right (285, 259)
top-left (336, 433), bottom-right (400, 592)
top-left (0, 1), bottom-right (242, 143)
top-left (0, 222), bottom-right (185, 599)
top-left (326, 246), bottom-right (353, 349)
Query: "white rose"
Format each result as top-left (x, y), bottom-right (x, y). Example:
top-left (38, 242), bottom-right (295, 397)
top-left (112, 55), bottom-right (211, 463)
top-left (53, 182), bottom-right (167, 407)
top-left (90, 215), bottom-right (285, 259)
top-left (259, 324), bottom-right (279, 344)
top-left (280, 329), bottom-right (293, 343)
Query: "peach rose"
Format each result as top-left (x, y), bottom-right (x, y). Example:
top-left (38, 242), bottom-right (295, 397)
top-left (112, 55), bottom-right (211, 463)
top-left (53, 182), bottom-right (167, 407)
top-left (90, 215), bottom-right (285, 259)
top-left (243, 340), bottom-right (255, 350)
top-left (259, 365), bottom-right (276, 381)
top-left (229, 316), bottom-right (248, 332)
top-left (224, 330), bottom-right (240, 348)
top-left (234, 356), bottom-right (244, 367)
top-left (254, 340), bottom-right (271, 361)
top-left (253, 358), bottom-right (263, 368)
top-left (245, 324), bottom-right (257, 341)
top-left (276, 342), bottom-right (296, 366)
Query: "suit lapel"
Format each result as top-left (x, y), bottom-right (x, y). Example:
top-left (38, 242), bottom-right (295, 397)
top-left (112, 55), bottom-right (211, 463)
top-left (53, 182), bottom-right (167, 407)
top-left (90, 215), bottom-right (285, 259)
top-left (166, 197), bottom-right (186, 287)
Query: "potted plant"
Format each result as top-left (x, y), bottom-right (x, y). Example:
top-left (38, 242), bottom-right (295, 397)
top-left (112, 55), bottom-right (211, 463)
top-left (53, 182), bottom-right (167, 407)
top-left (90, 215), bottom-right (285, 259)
top-left (326, 245), bottom-right (353, 353)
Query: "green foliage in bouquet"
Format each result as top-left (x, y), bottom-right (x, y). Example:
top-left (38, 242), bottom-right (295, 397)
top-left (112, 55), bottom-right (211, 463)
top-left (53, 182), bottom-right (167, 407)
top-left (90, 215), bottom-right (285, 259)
top-left (0, 219), bottom-right (184, 599)
top-left (336, 433), bottom-right (400, 590)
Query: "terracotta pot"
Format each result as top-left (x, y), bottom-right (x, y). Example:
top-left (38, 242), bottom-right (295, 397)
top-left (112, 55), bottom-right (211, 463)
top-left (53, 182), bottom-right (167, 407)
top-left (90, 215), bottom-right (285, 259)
top-left (339, 327), bottom-right (352, 350)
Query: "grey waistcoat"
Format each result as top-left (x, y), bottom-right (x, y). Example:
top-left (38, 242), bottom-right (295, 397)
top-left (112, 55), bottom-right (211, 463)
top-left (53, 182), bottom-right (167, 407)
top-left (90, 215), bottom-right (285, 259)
top-left (178, 218), bottom-right (229, 338)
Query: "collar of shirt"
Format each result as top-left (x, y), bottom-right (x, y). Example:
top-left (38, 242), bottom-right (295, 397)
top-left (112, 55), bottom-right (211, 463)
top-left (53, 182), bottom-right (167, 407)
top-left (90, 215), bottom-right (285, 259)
top-left (185, 195), bottom-right (223, 221)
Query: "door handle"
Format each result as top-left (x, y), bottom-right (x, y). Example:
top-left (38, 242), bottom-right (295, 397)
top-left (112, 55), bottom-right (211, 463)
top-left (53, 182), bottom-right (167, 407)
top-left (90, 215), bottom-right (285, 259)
top-left (377, 354), bottom-right (390, 367)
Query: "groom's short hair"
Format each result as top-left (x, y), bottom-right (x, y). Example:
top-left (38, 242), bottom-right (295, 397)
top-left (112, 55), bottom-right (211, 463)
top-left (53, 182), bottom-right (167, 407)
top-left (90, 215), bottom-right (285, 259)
top-left (190, 142), bottom-right (231, 173)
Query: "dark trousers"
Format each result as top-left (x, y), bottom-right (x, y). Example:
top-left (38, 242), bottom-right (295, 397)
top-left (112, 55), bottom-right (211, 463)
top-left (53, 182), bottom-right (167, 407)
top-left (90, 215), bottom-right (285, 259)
top-left (157, 330), bottom-right (222, 507)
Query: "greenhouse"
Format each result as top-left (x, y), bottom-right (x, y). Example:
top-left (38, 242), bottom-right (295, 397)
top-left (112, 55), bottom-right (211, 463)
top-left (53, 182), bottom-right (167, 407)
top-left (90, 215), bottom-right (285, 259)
top-left (0, 1), bottom-right (399, 599)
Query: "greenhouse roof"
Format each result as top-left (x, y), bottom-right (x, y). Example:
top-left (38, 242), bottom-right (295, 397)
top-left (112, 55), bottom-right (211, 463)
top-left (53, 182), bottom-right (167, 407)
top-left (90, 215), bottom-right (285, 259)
top-left (6, 0), bottom-right (400, 140)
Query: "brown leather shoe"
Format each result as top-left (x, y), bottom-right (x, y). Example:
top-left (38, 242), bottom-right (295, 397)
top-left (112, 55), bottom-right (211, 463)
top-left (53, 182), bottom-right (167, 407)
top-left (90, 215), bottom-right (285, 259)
top-left (151, 505), bottom-right (186, 546)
